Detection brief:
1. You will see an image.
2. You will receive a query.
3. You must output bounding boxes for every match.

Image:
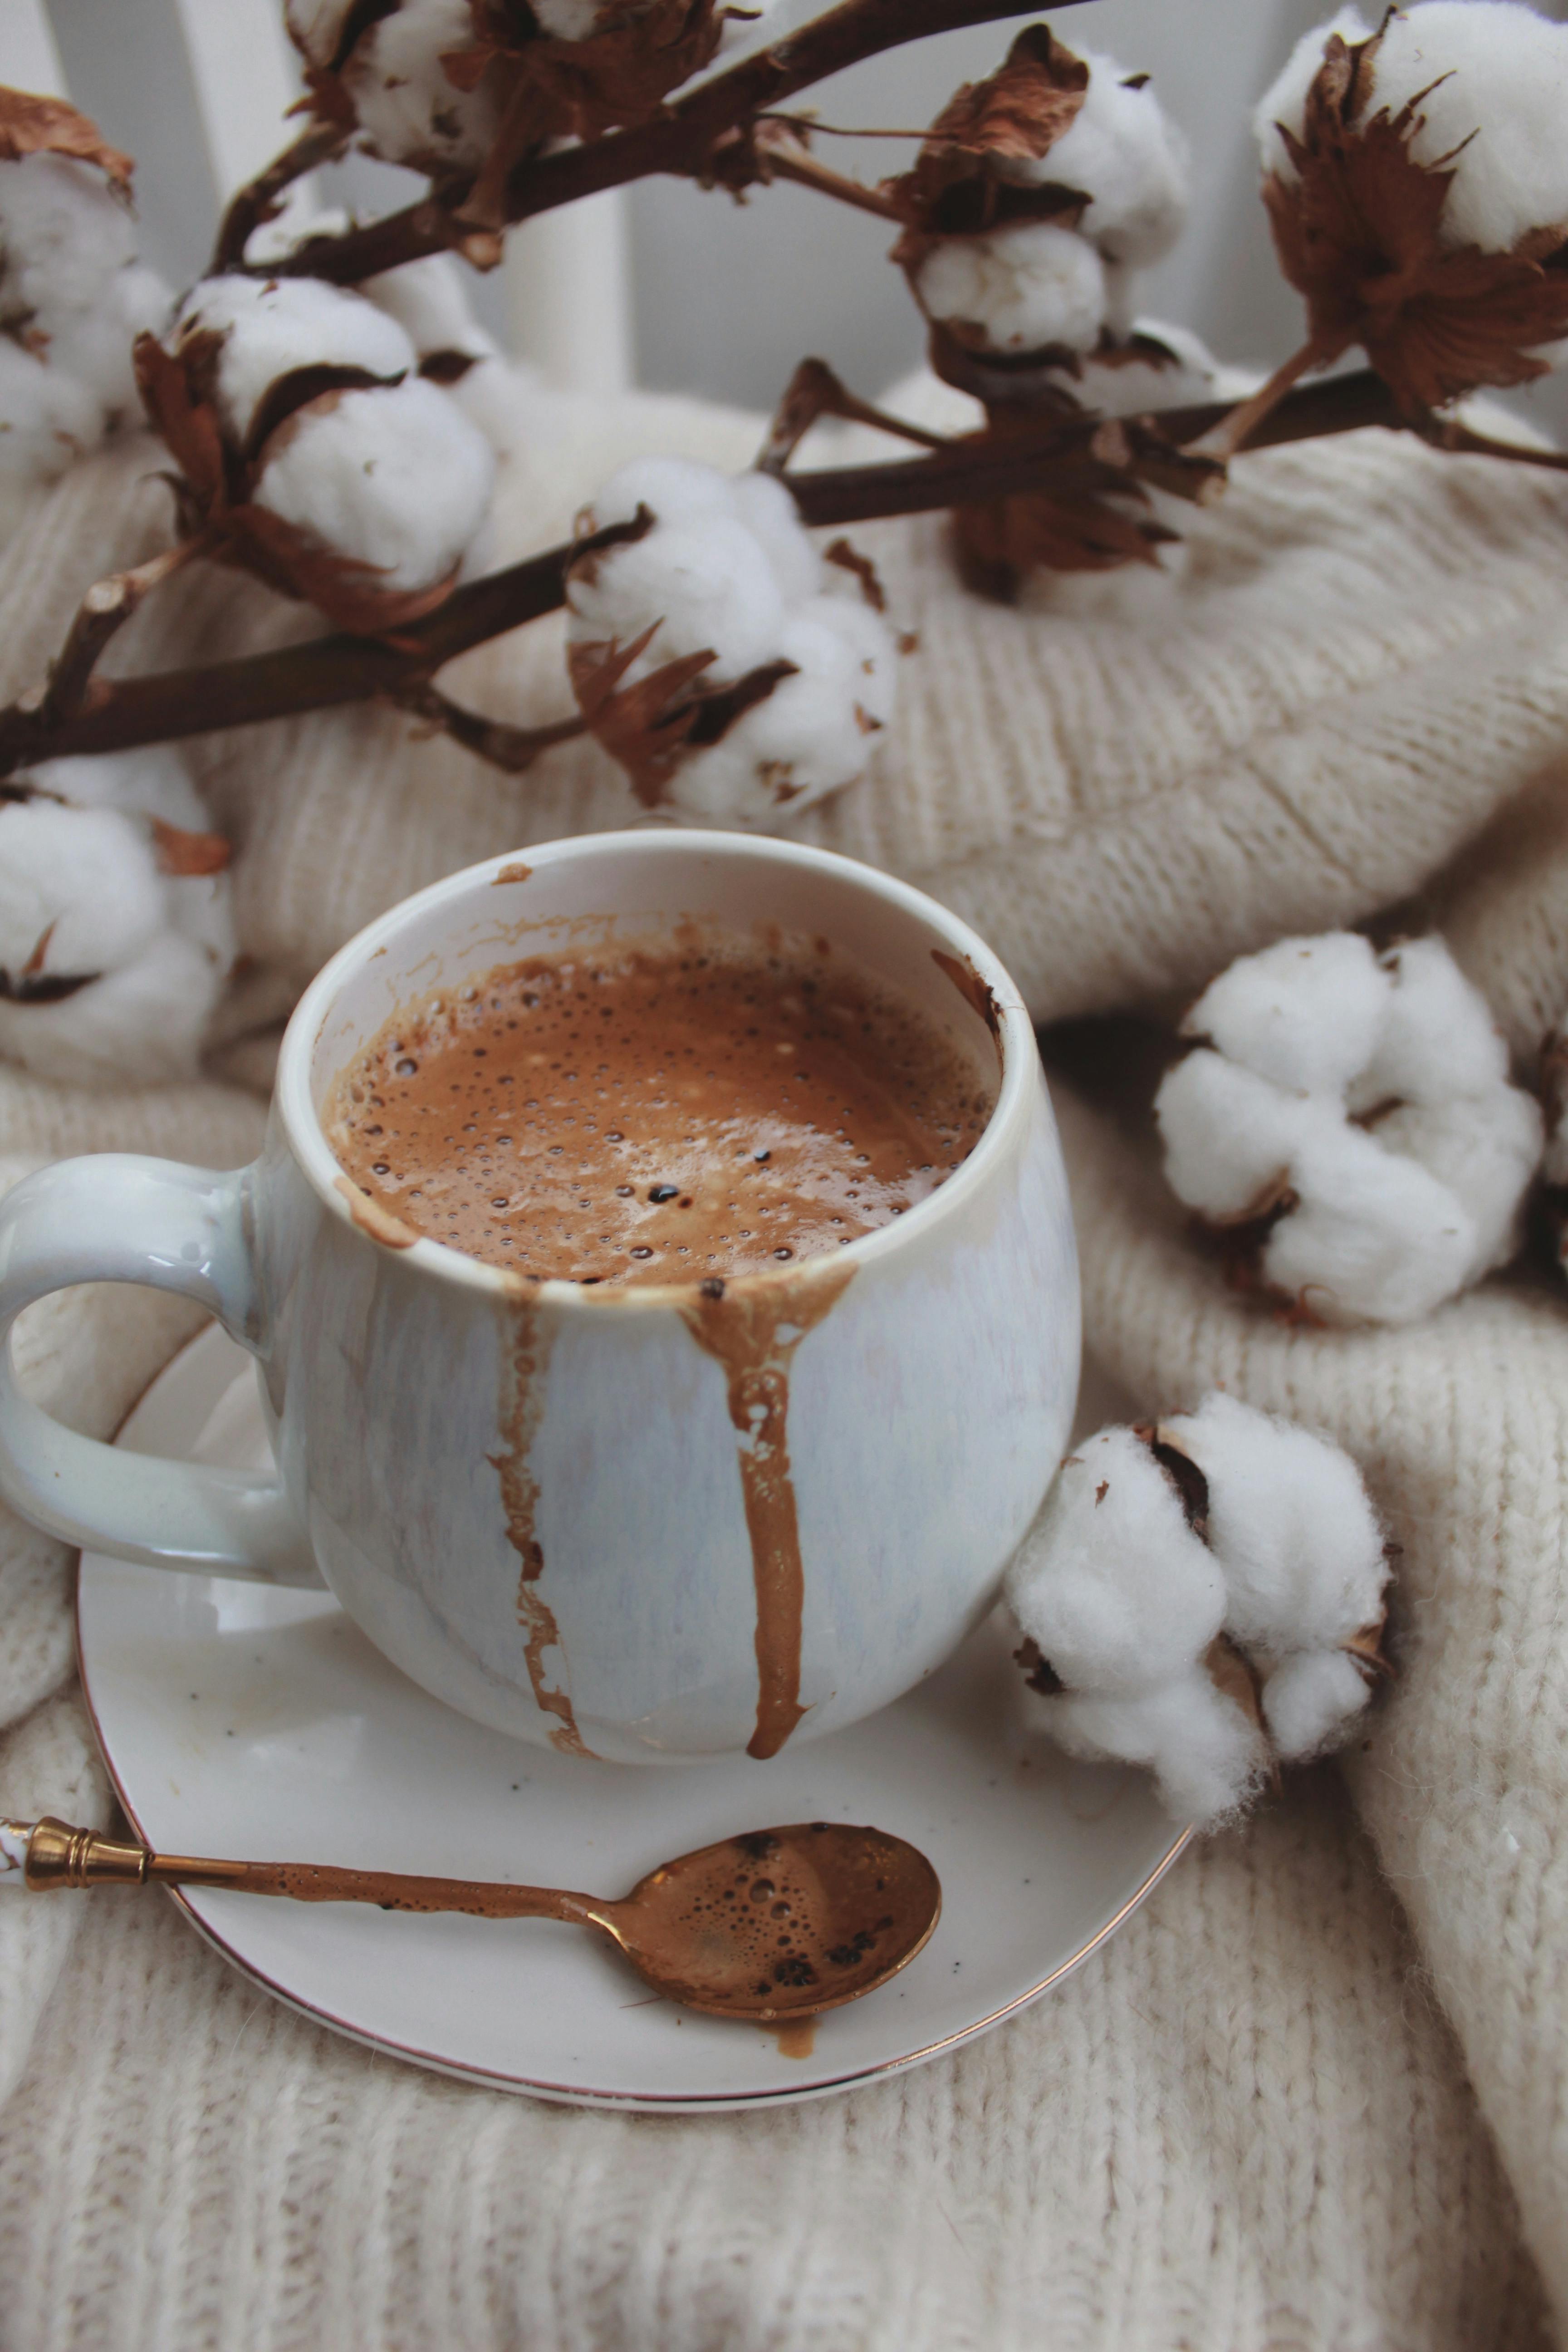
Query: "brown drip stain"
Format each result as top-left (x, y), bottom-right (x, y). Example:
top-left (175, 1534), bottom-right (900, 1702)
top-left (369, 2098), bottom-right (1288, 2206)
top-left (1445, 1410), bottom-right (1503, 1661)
top-left (493, 861), bottom-right (533, 885)
top-left (773, 2017), bottom-right (817, 2059)
top-left (931, 949), bottom-right (1004, 1062)
top-left (334, 1174), bottom-right (418, 1250)
top-left (491, 1299), bottom-right (592, 1757)
top-left (681, 1263), bottom-right (855, 1761)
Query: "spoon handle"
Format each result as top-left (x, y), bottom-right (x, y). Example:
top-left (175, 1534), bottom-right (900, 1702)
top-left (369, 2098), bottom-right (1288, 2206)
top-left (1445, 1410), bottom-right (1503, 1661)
top-left (1, 1816), bottom-right (603, 1926)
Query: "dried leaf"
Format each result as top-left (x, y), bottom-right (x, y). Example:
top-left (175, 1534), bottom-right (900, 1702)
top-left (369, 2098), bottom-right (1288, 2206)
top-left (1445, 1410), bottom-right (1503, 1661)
top-left (0, 86), bottom-right (134, 197)
top-left (823, 537), bottom-right (886, 611)
top-left (567, 627), bottom-right (796, 808)
top-left (889, 26), bottom-right (1089, 250)
top-left (1343, 1606), bottom-right (1393, 1681)
top-left (133, 331), bottom-right (230, 515)
top-left (1013, 1635), bottom-right (1064, 1698)
top-left (459, 0), bottom-right (726, 229)
top-left (150, 818), bottom-right (232, 877)
top-left (220, 501), bottom-right (462, 634)
top-left (1265, 28), bottom-right (1568, 412)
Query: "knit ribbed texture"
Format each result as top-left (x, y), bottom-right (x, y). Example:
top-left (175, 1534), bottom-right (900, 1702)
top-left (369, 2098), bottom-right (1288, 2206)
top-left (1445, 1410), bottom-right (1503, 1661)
top-left (0, 368), bottom-right (1566, 2346)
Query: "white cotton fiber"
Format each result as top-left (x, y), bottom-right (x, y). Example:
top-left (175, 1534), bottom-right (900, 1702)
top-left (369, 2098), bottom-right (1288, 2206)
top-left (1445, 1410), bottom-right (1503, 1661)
top-left (178, 274), bottom-right (415, 448)
top-left (570, 457), bottom-right (897, 827)
top-left (1350, 936), bottom-right (1509, 1108)
top-left (0, 753), bottom-right (235, 1084)
top-left (1370, 1088), bottom-right (1543, 1278)
top-left (1254, 9), bottom-right (1374, 179)
top-left (345, 0), bottom-right (499, 174)
top-left (253, 376), bottom-right (495, 594)
top-left (1261, 1647), bottom-right (1375, 1761)
top-left (0, 336), bottom-right (104, 487)
top-left (1161, 1393), bottom-right (1388, 1655)
top-left (1063, 322), bottom-right (1218, 418)
top-left (362, 253), bottom-right (496, 365)
top-left (1367, 2), bottom-right (1568, 252)
top-left (1183, 931), bottom-right (1392, 1096)
top-left (0, 152), bottom-right (134, 324)
top-left (1154, 1049), bottom-right (1313, 1222)
top-left (1005, 1430), bottom-right (1226, 1691)
top-left (915, 220), bottom-right (1107, 356)
top-left (1261, 1117), bottom-right (1477, 1323)
top-left (1013, 50), bottom-right (1190, 267)
top-left (1045, 1671), bottom-right (1270, 1824)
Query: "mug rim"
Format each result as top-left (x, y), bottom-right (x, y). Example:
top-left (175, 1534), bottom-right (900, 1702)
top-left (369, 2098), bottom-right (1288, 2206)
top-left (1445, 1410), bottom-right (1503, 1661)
top-left (278, 830), bottom-right (1038, 1309)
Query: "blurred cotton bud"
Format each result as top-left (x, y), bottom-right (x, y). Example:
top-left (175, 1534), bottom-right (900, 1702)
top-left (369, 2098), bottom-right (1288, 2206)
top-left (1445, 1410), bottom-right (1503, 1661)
top-left (1254, 2), bottom-right (1568, 412)
top-left (289, 0), bottom-right (740, 226)
top-left (565, 457), bottom-right (898, 828)
top-left (891, 30), bottom-right (1187, 366)
top-left (137, 272), bottom-right (496, 630)
top-left (0, 92), bottom-right (170, 539)
top-left (1156, 932), bottom-right (1544, 1325)
top-left (1006, 1404), bottom-right (1391, 1827)
top-left (0, 747), bottom-right (234, 1087)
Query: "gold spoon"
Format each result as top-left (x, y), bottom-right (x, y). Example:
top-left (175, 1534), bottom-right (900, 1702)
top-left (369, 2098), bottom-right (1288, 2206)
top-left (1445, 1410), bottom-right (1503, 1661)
top-left (1, 1815), bottom-right (941, 2024)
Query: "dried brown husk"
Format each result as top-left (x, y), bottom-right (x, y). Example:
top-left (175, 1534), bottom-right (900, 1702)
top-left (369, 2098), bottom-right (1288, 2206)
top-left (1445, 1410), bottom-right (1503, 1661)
top-left (567, 623), bottom-right (797, 808)
top-left (0, 87), bottom-right (134, 198)
top-left (1264, 25), bottom-right (1568, 414)
top-left (134, 333), bottom-right (463, 636)
top-left (888, 24), bottom-right (1089, 261)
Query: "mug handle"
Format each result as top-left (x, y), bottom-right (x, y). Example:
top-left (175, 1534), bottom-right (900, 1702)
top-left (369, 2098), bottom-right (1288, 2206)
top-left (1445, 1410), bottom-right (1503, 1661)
top-left (0, 1155), bottom-right (320, 1587)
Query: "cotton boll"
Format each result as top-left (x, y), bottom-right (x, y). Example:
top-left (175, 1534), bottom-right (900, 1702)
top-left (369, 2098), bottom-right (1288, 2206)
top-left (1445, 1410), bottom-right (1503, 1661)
top-left (31, 746), bottom-right (212, 837)
top-left (1183, 931), bottom-right (1391, 1097)
top-left (915, 221), bottom-right (1107, 356)
top-left (669, 595), bottom-right (897, 827)
top-left (1005, 1431), bottom-right (1227, 1692)
top-left (1019, 52), bottom-right (1191, 267)
top-left (1155, 1049), bottom-right (1316, 1222)
top-left (37, 262), bottom-right (173, 421)
top-left (0, 337), bottom-right (105, 488)
top-left (567, 510), bottom-right (788, 684)
top-left (0, 927), bottom-right (228, 1087)
top-left (284, 0), bottom-right (353, 70)
top-left (0, 801), bottom-right (164, 987)
top-left (1262, 1118), bottom-right (1476, 1323)
top-left (177, 274), bottom-right (416, 449)
top-left (1370, 1088), bottom-right (1543, 1278)
top-left (1260, 1648), bottom-right (1374, 1761)
top-left (1044, 1672), bottom-right (1269, 1825)
top-left (253, 376), bottom-right (495, 595)
top-left (0, 152), bottom-right (134, 326)
top-left (586, 454), bottom-right (743, 538)
top-left (362, 252), bottom-right (497, 366)
top-left (1254, 9), bottom-right (1373, 180)
top-left (1160, 1393), bottom-right (1388, 1655)
top-left (1348, 936), bottom-right (1509, 1109)
top-left (1066, 325), bottom-right (1219, 418)
top-left (345, 0), bottom-right (500, 174)
top-left (1367, 3), bottom-right (1568, 253)
top-left (727, 470), bottom-right (823, 608)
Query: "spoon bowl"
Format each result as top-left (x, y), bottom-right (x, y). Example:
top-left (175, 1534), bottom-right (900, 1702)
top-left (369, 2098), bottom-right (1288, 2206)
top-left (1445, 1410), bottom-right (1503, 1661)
top-left (3, 1815), bottom-right (941, 2023)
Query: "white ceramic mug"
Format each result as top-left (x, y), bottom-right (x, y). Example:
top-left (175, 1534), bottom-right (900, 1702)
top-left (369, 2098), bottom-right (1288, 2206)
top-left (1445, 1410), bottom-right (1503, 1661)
top-left (0, 832), bottom-right (1079, 1764)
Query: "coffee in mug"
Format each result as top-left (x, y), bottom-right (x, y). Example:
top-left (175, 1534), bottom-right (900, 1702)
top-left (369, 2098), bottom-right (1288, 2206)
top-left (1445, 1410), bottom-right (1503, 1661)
top-left (324, 936), bottom-right (996, 1289)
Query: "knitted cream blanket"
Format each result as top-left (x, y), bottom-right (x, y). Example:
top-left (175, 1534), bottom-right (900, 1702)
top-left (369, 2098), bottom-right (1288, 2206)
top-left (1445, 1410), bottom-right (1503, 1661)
top-left (0, 377), bottom-right (1565, 2350)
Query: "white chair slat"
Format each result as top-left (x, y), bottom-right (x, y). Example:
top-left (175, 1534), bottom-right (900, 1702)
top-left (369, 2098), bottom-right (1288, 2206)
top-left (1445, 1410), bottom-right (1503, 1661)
top-left (0, 0), bottom-right (65, 99)
top-left (504, 188), bottom-right (634, 393)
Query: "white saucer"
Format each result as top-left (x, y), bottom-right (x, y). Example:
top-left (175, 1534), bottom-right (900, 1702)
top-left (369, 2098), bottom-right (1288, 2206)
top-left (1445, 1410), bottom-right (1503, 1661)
top-left (76, 1325), bottom-right (1188, 2111)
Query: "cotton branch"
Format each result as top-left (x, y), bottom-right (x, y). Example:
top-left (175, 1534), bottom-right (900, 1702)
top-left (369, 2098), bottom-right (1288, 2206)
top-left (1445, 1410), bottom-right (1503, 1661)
top-left (267, 0), bottom-right (1095, 287)
top-left (0, 367), bottom-right (1477, 781)
top-left (211, 117), bottom-right (350, 275)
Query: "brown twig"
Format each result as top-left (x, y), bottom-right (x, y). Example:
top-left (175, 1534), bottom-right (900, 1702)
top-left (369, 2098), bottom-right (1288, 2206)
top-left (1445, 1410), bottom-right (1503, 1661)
top-left (266, 0), bottom-right (1092, 286)
top-left (756, 357), bottom-right (952, 474)
top-left (211, 117), bottom-right (351, 276)
top-left (1198, 334), bottom-right (1348, 461)
top-left (33, 537), bottom-right (206, 731)
top-left (752, 133), bottom-right (906, 224)
top-left (394, 684), bottom-right (589, 771)
top-left (0, 365), bottom-right (1534, 779)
